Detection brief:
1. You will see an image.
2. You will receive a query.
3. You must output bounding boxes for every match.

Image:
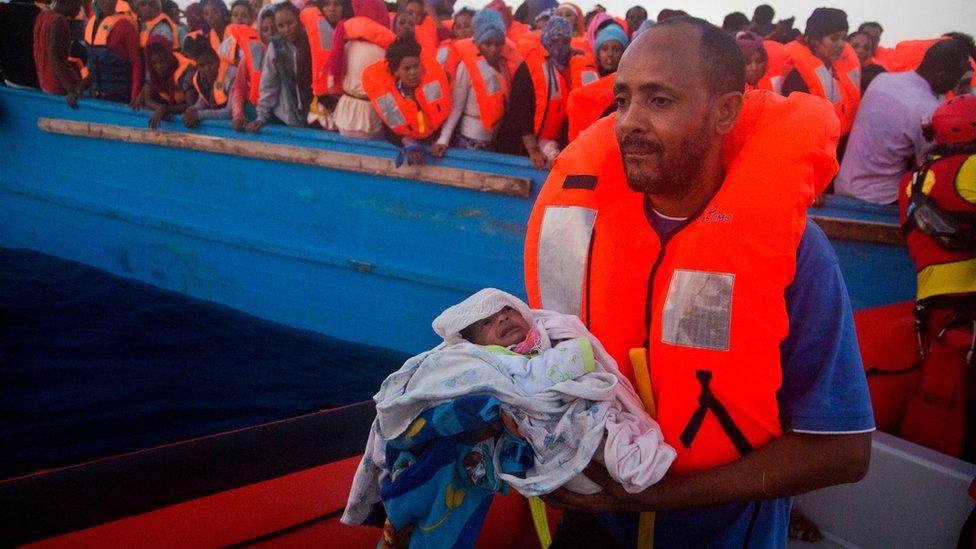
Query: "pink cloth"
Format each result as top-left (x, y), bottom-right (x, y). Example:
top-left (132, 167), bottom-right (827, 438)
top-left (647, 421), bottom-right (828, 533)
top-left (324, 0), bottom-right (388, 93)
top-left (231, 57), bottom-right (248, 120)
top-left (585, 11), bottom-right (612, 53)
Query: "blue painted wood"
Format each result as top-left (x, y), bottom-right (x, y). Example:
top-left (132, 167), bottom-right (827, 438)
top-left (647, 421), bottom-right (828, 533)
top-left (0, 87), bottom-right (917, 355)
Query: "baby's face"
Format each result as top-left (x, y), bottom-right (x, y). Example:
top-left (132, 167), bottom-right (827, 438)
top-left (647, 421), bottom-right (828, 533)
top-left (466, 306), bottom-right (530, 347)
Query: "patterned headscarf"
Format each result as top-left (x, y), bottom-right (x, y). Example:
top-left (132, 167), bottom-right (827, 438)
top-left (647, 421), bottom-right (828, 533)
top-left (472, 8), bottom-right (506, 45)
top-left (585, 11), bottom-right (612, 52)
top-left (541, 14), bottom-right (572, 68)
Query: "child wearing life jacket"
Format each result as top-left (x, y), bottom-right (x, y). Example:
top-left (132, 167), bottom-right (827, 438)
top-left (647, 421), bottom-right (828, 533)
top-left (343, 288), bottom-right (675, 546)
top-left (247, 1), bottom-right (313, 131)
top-left (231, 3), bottom-right (274, 131)
top-left (898, 94), bottom-right (976, 460)
top-left (182, 47), bottom-right (235, 127)
top-left (362, 36), bottom-right (450, 165)
top-left (138, 34), bottom-right (196, 128)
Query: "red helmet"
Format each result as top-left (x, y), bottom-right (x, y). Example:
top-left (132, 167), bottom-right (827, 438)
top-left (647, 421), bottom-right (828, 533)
top-left (930, 94), bottom-right (976, 144)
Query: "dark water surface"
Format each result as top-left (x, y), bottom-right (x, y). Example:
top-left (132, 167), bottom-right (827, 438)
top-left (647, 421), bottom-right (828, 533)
top-left (0, 247), bottom-right (408, 480)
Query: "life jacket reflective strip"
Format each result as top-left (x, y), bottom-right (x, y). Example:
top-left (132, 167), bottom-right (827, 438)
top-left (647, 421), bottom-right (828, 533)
top-left (157, 52), bottom-right (195, 103)
top-left (749, 39), bottom-right (787, 93)
top-left (436, 39), bottom-right (461, 79)
top-left (525, 90), bottom-right (840, 473)
top-left (192, 66), bottom-right (229, 106)
top-left (361, 54), bottom-right (451, 139)
top-left (779, 40), bottom-right (861, 135)
top-left (300, 6), bottom-right (335, 96)
top-left (566, 72), bottom-right (614, 142)
top-left (414, 16), bottom-right (439, 52)
top-left (85, 13), bottom-right (134, 96)
top-left (229, 24), bottom-right (265, 105)
top-left (899, 154), bottom-right (976, 300)
top-left (139, 13), bottom-right (179, 48)
top-left (453, 37), bottom-right (513, 132)
top-left (523, 49), bottom-right (567, 140)
top-left (568, 52), bottom-right (599, 90)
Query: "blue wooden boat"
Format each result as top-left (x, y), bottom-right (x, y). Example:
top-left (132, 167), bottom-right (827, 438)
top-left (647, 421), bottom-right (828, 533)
top-left (1, 85), bottom-right (973, 547)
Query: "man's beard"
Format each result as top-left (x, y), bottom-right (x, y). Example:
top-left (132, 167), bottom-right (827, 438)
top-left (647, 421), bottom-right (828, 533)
top-left (620, 121), bottom-right (712, 198)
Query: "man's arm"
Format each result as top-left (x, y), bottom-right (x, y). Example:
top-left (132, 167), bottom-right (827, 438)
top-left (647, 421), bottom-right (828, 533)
top-left (544, 430), bottom-right (870, 512)
top-left (47, 16), bottom-right (81, 101)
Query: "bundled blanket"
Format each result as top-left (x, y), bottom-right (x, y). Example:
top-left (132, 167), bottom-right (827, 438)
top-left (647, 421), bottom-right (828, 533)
top-left (342, 288), bottom-right (675, 527)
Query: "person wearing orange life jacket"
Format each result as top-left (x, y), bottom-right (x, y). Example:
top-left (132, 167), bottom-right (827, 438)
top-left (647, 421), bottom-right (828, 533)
top-left (33, 0), bottom-right (86, 108)
top-left (527, 17), bottom-right (873, 547)
top-left (325, 0), bottom-right (396, 138)
top-left (298, 0), bottom-right (346, 128)
top-left (85, 0), bottom-right (143, 103)
top-left (363, 36), bottom-right (450, 165)
top-left (496, 15), bottom-right (571, 168)
top-left (898, 95), bottom-right (976, 460)
top-left (434, 7), bottom-right (473, 77)
top-left (134, 0), bottom-right (178, 48)
top-left (182, 46), bottom-right (236, 127)
top-left (847, 30), bottom-right (886, 94)
top-left (433, 8), bottom-right (520, 154)
top-left (246, 1), bottom-right (314, 131)
top-left (565, 21), bottom-right (626, 142)
top-left (778, 8), bottom-right (860, 138)
top-left (182, 0), bottom-right (229, 58)
top-left (230, 3), bottom-right (272, 131)
top-left (139, 34), bottom-right (195, 127)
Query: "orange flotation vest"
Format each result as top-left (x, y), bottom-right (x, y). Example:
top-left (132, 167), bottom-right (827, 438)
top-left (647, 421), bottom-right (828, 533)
top-left (326, 16), bottom-right (396, 94)
top-left (525, 90), bottom-right (840, 473)
top-left (361, 53), bottom-right (451, 139)
top-left (436, 39), bottom-right (461, 78)
top-left (899, 153), bottom-right (976, 301)
top-left (452, 37), bottom-right (522, 132)
top-left (507, 20), bottom-right (530, 42)
top-left (873, 38), bottom-right (941, 73)
top-left (300, 6), bottom-right (338, 96)
top-left (192, 64), bottom-right (229, 107)
top-left (779, 40), bottom-right (861, 135)
top-left (568, 51), bottom-right (599, 90)
top-left (571, 35), bottom-right (590, 56)
top-left (414, 15), bottom-right (439, 52)
top-left (158, 52), bottom-right (196, 103)
top-left (227, 23), bottom-right (264, 105)
top-left (517, 37), bottom-right (567, 141)
top-left (139, 13), bottom-right (179, 48)
top-left (85, 13), bottom-right (138, 97)
top-left (566, 72), bottom-right (614, 142)
top-left (746, 40), bottom-right (787, 93)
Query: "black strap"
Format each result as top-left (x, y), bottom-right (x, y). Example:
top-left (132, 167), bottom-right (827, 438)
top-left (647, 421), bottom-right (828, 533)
top-left (679, 370), bottom-right (754, 457)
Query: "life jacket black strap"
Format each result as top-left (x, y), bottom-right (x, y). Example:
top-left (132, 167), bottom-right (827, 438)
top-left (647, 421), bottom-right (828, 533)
top-left (679, 370), bottom-right (754, 457)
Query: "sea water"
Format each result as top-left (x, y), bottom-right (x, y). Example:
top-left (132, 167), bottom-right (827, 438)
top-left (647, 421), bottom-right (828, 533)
top-left (0, 247), bottom-right (408, 480)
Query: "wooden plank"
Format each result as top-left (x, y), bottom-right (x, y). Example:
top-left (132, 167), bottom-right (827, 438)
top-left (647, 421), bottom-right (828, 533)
top-left (37, 118), bottom-right (532, 198)
top-left (810, 215), bottom-right (904, 245)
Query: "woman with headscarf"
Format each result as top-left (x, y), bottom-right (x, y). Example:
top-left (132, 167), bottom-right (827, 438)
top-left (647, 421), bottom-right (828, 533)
top-left (323, 0), bottom-right (396, 138)
top-left (246, 1), bottom-right (313, 131)
top-left (485, 0), bottom-right (528, 42)
top-left (496, 14), bottom-right (572, 168)
top-left (432, 8), bottom-right (521, 154)
top-left (231, 2), bottom-right (274, 131)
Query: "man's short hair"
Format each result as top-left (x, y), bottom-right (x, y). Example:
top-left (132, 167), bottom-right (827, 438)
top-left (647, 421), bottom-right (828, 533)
top-left (857, 21), bottom-right (883, 33)
top-left (626, 5), bottom-right (646, 18)
top-left (654, 16), bottom-right (746, 95)
top-left (752, 4), bottom-right (774, 25)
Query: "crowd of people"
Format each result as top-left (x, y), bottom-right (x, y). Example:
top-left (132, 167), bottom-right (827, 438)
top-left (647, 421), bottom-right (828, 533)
top-left (0, 0), bottom-right (972, 195)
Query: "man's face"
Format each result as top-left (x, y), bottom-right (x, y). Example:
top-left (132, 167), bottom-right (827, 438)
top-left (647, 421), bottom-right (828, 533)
top-left (933, 60), bottom-right (972, 95)
top-left (135, 0), bottom-right (161, 22)
top-left (405, 0), bottom-right (424, 25)
top-left (452, 13), bottom-right (472, 40)
top-left (321, 0), bottom-right (343, 25)
top-left (464, 306), bottom-right (530, 347)
top-left (149, 51), bottom-right (172, 77)
top-left (625, 7), bottom-right (645, 36)
top-left (809, 30), bottom-right (847, 63)
top-left (231, 4), bottom-right (252, 25)
top-left (849, 33), bottom-right (872, 65)
top-left (597, 39), bottom-right (624, 73)
top-left (614, 24), bottom-right (717, 196)
top-left (394, 12), bottom-right (415, 39)
top-left (744, 51), bottom-right (767, 86)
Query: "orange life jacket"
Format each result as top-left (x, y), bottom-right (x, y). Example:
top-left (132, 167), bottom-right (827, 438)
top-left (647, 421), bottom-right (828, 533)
top-left (899, 154), bottom-right (976, 301)
top-left (361, 53), bottom-right (451, 140)
top-left (873, 38), bottom-right (941, 72)
top-left (85, 11), bottom-right (129, 45)
top-left (507, 20), bottom-right (530, 42)
top-left (139, 13), bottom-right (179, 48)
top-left (452, 38), bottom-right (521, 132)
top-left (525, 90), bottom-right (840, 473)
top-left (571, 35), bottom-right (590, 56)
top-left (519, 43), bottom-right (567, 140)
top-left (566, 72), bottom-right (614, 142)
top-left (326, 16), bottom-right (396, 94)
top-left (779, 40), bottom-right (861, 135)
top-left (300, 6), bottom-right (338, 96)
top-left (192, 65), bottom-right (229, 107)
top-left (568, 51), bottom-right (599, 90)
top-left (157, 52), bottom-right (196, 103)
top-left (436, 39), bottom-right (461, 78)
top-left (414, 15), bottom-right (439, 52)
top-left (746, 40), bottom-right (787, 93)
top-left (227, 23), bottom-right (263, 105)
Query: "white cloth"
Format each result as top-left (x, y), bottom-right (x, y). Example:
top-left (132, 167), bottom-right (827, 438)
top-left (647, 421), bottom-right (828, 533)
top-left (835, 71), bottom-right (942, 204)
top-left (333, 39), bottom-right (384, 137)
top-left (436, 62), bottom-right (495, 146)
top-left (342, 288), bottom-right (675, 525)
top-left (490, 338), bottom-right (593, 395)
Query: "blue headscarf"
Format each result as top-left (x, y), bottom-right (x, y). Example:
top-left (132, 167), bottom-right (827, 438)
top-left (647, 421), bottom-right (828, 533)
top-left (594, 23), bottom-right (628, 52)
top-left (633, 18), bottom-right (655, 39)
top-left (541, 14), bottom-right (572, 69)
top-left (472, 8), bottom-right (506, 45)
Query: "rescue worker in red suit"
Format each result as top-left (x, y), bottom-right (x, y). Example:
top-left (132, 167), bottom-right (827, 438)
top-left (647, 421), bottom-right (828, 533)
top-left (898, 94), bottom-right (976, 461)
top-left (525, 17), bottom-right (874, 547)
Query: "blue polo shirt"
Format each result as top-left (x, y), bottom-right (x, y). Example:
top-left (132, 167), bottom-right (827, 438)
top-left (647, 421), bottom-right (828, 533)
top-left (595, 217), bottom-right (876, 548)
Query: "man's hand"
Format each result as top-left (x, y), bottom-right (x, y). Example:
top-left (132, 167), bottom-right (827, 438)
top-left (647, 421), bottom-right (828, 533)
top-left (528, 147), bottom-right (547, 169)
top-left (149, 107), bottom-right (168, 129)
top-left (246, 119), bottom-right (265, 133)
top-left (542, 463), bottom-right (651, 512)
top-left (65, 92), bottom-right (79, 109)
top-left (232, 117), bottom-right (247, 132)
top-left (182, 107), bottom-right (199, 128)
top-left (430, 143), bottom-right (447, 157)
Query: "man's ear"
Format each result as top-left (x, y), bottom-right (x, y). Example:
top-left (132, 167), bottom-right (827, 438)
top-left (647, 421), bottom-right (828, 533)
top-left (713, 91), bottom-right (743, 136)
